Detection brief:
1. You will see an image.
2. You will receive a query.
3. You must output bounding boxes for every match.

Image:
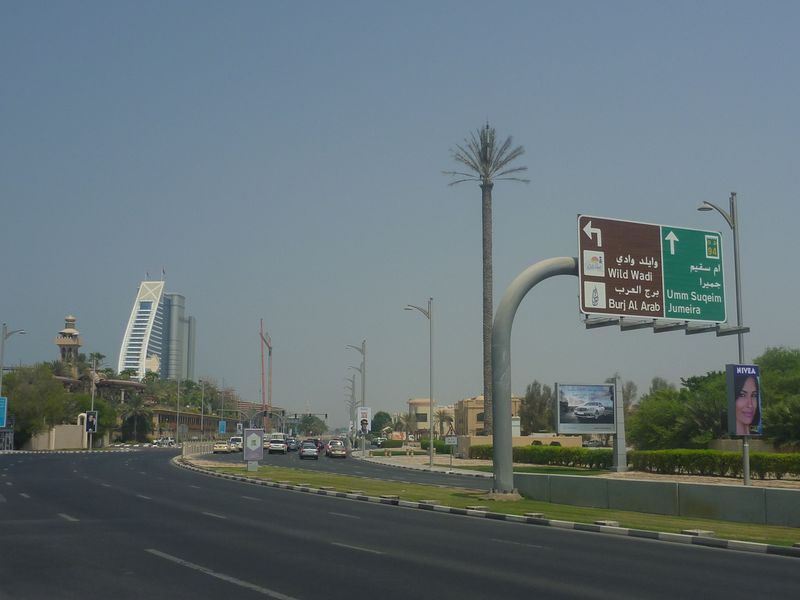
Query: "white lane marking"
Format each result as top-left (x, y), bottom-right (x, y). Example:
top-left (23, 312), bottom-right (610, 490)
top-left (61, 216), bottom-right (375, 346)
top-left (0, 494), bottom-right (5, 503)
top-left (19, 493), bottom-right (30, 499)
top-left (331, 542), bottom-right (383, 555)
top-left (145, 549), bottom-right (299, 599)
top-left (189, 485), bottom-right (202, 489)
top-left (490, 538), bottom-right (546, 550)
top-left (136, 494), bottom-right (152, 500)
top-left (202, 512), bottom-right (227, 520)
top-left (139, 471), bottom-right (147, 476)
top-left (58, 513), bottom-right (79, 522)
top-left (101, 483), bottom-right (112, 488)
top-left (329, 512), bottom-right (361, 520)
top-left (241, 496), bottom-right (260, 501)
top-left (5, 481), bottom-right (12, 486)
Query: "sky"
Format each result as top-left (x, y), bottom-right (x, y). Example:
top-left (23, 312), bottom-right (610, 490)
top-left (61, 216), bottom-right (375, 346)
top-left (2, 1), bottom-right (798, 429)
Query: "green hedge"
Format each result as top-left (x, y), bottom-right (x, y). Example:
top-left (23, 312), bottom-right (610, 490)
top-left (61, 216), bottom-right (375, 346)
top-left (468, 445), bottom-right (800, 478)
top-left (420, 439), bottom-right (454, 454)
top-left (469, 444), bottom-right (613, 469)
top-left (381, 439), bottom-right (403, 449)
top-left (632, 449), bottom-right (800, 479)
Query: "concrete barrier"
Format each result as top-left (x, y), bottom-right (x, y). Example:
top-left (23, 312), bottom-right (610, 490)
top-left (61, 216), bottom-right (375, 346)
top-left (765, 488), bottom-right (800, 527)
top-left (513, 472), bottom-right (800, 525)
top-left (678, 483), bottom-right (766, 524)
top-left (607, 479), bottom-right (679, 516)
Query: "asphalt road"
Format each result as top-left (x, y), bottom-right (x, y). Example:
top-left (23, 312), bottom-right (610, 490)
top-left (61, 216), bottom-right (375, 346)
top-left (205, 446), bottom-right (493, 490)
top-left (1, 450), bottom-right (798, 599)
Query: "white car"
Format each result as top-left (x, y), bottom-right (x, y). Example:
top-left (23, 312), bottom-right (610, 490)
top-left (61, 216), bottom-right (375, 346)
top-left (574, 401), bottom-right (607, 420)
top-left (228, 436), bottom-right (244, 451)
top-left (268, 438), bottom-right (288, 454)
top-left (213, 440), bottom-right (232, 454)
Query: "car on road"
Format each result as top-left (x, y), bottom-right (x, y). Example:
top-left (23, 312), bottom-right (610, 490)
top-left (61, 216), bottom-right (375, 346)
top-left (574, 400), bottom-right (607, 420)
top-left (326, 439), bottom-right (347, 458)
top-left (299, 440), bottom-right (320, 460)
top-left (286, 438), bottom-right (299, 451)
top-left (213, 440), bottom-right (232, 454)
top-left (268, 438), bottom-right (288, 454)
top-left (228, 436), bottom-right (244, 451)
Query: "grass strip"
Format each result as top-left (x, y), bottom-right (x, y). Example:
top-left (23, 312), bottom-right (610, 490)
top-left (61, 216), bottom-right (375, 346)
top-left (205, 463), bottom-right (800, 547)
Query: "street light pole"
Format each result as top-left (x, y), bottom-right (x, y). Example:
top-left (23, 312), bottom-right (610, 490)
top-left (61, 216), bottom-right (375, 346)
top-left (346, 340), bottom-right (366, 408)
top-left (200, 379), bottom-right (205, 440)
top-left (406, 298), bottom-right (434, 469)
top-left (699, 192), bottom-right (744, 363)
top-left (0, 323), bottom-right (27, 399)
top-left (698, 192), bottom-right (749, 484)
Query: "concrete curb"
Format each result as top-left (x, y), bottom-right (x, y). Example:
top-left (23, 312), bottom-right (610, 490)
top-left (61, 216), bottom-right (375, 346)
top-left (173, 456), bottom-right (800, 560)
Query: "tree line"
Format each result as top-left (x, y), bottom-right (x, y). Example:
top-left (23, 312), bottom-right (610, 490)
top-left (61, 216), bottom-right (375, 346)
top-left (517, 346), bottom-right (800, 450)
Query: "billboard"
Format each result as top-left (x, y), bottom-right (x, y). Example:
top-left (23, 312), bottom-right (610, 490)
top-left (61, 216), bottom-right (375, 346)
top-left (86, 410), bottom-right (98, 433)
top-left (243, 429), bottom-right (264, 461)
top-left (726, 364), bottom-right (762, 436)
top-left (556, 383), bottom-right (616, 434)
top-left (356, 406), bottom-right (371, 436)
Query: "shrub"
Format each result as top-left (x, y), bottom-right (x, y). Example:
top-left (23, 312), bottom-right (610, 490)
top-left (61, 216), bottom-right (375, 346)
top-left (629, 449), bottom-right (800, 479)
top-left (382, 439), bottom-right (403, 449)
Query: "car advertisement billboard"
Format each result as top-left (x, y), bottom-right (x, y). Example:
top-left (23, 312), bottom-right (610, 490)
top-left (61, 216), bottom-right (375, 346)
top-left (726, 364), bottom-right (762, 436)
top-left (556, 383), bottom-right (616, 434)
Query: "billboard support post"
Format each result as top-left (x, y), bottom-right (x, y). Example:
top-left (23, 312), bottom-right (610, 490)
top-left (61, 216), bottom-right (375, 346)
top-left (743, 435), bottom-right (750, 485)
top-left (612, 377), bottom-right (627, 472)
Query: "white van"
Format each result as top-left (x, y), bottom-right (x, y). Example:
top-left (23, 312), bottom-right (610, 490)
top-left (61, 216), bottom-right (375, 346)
top-left (228, 436), bottom-right (243, 451)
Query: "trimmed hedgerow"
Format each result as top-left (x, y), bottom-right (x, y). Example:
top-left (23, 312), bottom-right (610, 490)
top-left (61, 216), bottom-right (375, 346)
top-left (467, 445), bottom-right (800, 478)
top-left (469, 444), bottom-right (613, 469)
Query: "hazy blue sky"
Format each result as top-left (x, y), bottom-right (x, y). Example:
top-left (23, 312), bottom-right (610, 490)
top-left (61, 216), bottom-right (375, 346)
top-left (2, 1), bottom-right (798, 428)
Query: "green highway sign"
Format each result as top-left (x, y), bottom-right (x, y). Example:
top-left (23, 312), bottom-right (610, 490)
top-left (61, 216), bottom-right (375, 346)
top-left (578, 215), bottom-right (726, 323)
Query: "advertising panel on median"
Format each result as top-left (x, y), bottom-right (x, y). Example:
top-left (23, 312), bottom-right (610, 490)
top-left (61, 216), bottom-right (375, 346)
top-left (244, 428), bottom-right (265, 461)
top-left (726, 364), bottom-right (763, 436)
top-left (556, 383), bottom-right (616, 434)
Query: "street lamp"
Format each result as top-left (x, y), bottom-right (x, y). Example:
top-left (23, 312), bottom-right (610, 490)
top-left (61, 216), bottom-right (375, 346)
top-left (346, 340), bottom-right (366, 409)
top-left (698, 192), bottom-right (745, 363)
top-left (405, 298), bottom-right (434, 469)
top-left (698, 192), bottom-right (750, 485)
top-left (0, 323), bottom-right (27, 399)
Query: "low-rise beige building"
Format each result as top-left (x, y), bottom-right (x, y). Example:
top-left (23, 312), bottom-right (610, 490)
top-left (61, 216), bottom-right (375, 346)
top-left (454, 394), bottom-right (522, 436)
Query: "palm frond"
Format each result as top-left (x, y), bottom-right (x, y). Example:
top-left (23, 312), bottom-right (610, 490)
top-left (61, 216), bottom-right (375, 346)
top-left (446, 124), bottom-right (529, 185)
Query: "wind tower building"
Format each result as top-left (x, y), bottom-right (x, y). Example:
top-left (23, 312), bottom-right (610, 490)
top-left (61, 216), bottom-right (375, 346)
top-left (117, 280), bottom-right (196, 381)
top-left (54, 315), bottom-right (82, 378)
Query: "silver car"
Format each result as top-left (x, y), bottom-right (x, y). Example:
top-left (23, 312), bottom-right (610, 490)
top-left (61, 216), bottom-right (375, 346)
top-left (299, 441), bottom-right (320, 460)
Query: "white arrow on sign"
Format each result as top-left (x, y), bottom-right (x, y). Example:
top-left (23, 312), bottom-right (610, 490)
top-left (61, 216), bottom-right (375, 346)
top-left (665, 231), bottom-right (679, 255)
top-left (582, 220), bottom-right (602, 247)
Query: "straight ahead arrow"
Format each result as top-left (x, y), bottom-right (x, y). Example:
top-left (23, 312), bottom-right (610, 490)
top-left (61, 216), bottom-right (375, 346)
top-left (665, 231), bottom-right (679, 255)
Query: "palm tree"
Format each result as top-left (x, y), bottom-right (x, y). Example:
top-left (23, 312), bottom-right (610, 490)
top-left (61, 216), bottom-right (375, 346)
top-left (445, 124), bottom-right (528, 434)
top-left (434, 408), bottom-right (453, 437)
top-left (401, 409), bottom-right (418, 440)
top-left (119, 394), bottom-right (153, 442)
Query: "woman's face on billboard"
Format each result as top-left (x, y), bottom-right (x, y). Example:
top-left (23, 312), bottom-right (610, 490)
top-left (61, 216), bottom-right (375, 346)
top-left (735, 376), bottom-right (758, 431)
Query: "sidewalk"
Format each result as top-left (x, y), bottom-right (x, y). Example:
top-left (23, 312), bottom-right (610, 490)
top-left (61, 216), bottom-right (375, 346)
top-left (354, 452), bottom-right (800, 490)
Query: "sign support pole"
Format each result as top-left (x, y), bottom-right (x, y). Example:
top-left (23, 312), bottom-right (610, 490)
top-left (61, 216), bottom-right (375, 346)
top-left (612, 377), bottom-right (627, 472)
top-left (743, 435), bottom-right (750, 486)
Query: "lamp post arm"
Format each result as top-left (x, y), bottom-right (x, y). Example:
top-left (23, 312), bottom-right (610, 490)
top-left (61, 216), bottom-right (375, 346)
top-left (701, 201), bottom-right (734, 229)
